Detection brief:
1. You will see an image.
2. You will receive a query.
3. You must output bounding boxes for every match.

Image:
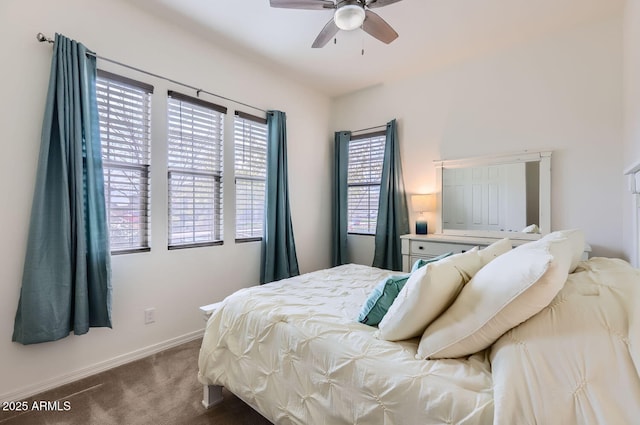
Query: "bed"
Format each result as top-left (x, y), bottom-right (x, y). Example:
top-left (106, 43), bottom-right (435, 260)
top-left (198, 234), bottom-right (640, 424)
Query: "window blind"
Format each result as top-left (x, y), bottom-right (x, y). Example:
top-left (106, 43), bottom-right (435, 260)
top-left (347, 132), bottom-right (386, 234)
top-left (96, 71), bottom-right (152, 253)
top-left (234, 112), bottom-right (267, 241)
top-left (167, 91), bottom-right (226, 249)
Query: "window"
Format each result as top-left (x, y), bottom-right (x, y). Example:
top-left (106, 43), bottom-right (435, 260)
top-left (347, 132), bottom-right (386, 234)
top-left (234, 111), bottom-right (267, 241)
top-left (97, 71), bottom-right (153, 254)
top-left (167, 91), bottom-right (226, 249)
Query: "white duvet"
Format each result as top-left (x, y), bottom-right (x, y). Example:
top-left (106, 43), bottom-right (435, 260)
top-left (490, 257), bottom-right (640, 424)
top-left (198, 264), bottom-right (494, 424)
top-left (198, 259), bottom-right (640, 425)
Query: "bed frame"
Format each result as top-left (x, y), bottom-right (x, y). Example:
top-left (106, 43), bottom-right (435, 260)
top-left (200, 302), bottom-right (224, 408)
top-left (202, 384), bottom-right (223, 408)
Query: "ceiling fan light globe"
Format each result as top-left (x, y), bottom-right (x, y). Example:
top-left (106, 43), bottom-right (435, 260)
top-left (334, 5), bottom-right (365, 31)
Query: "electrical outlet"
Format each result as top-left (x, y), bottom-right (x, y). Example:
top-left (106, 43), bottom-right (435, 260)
top-left (144, 308), bottom-right (156, 324)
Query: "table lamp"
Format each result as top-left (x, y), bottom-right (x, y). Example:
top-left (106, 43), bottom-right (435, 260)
top-left (411, 194), bottom-right (435, 235)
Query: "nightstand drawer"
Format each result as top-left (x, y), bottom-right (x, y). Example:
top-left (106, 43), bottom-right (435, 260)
top-left (410, 241), bottom-right (477, 256)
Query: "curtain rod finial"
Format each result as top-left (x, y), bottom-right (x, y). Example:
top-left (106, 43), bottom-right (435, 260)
top-left (36, 33), bottom-right (53, 43)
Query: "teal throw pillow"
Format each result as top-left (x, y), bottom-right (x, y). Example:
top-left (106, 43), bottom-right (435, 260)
top-left (358, 274), bottom-right (410, 326)
top-left (410, 251), bottom-right (454, 273)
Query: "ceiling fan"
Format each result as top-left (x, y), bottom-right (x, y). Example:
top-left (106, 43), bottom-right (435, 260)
top-left (269, 0), bottom-right (403, 48)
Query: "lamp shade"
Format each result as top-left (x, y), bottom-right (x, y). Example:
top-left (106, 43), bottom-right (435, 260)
top-left (334, 4), bottom-right (366, 31)
top-left (411, 194), bottom-right (435, 213)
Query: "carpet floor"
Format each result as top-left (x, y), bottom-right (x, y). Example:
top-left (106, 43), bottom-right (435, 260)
top-left (0, 338), bottom-right (272, 425)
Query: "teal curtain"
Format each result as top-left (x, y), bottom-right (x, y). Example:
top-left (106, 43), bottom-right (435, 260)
top-left (261, 111), bottom-right (299, 284)
top-left (13, 34), bottom-right (112, 345)
top-left (372, 119), bottom-right (409, 271)
top-left (332, 131), bottom-right (350, 266)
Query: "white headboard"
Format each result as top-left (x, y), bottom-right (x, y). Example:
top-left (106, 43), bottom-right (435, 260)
top-left (625, 162), bottom-right (640, 267)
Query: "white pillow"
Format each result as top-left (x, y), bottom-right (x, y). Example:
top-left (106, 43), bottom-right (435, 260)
top-left (377, 239), bottom-right (511, 342)
top-left (417, 236), bottom-right (573, 359)
top-left (479, 237), bottom-right (512, 264)
top-left (534, 229), bottom-right (585, 273)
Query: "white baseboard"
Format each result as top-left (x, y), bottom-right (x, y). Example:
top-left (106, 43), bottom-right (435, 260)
top-left (0, 329), bottom-right (204, 403)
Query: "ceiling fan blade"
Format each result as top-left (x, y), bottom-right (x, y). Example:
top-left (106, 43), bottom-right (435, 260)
top-left (312, 18), bottom-right (340, 48)
top-left (366, 0), bottom-right (403, 8)
top-left (362, 10), bottom-right (398, 44)
top-left (269, 0), bottom-right (335, 10)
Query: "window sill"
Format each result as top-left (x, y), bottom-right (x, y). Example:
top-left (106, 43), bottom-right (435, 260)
top-left (111, 247), bottom-right (151, 255)
top-left (235, 237), bottom-right (262, 243)
top-left (168, 241), bottom-right (223, 250)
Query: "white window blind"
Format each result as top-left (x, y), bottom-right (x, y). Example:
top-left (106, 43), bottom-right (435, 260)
top-left (97, 70), bottom-right (153, 254)
top-left (234, 111), bottom-right (267, 241)
top-left (347, 132), bottom-right (386, 234)
top-left (167, 91), bottom-right (226, 249)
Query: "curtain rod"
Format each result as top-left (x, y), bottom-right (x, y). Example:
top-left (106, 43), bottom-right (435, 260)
top-left (351, 124), bottom-right (387, 134)
top-left (36, 33), bottom-right (267, 114)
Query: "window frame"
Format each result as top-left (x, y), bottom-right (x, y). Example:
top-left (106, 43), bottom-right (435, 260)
top-left (347, 131), bottom-right (386, 236)
top-left (234, 111), bottom-right (268, 243)
top-left (96, 70), bottom-right (153, 255)
top-left (166, 91), bottom-right (226, 250)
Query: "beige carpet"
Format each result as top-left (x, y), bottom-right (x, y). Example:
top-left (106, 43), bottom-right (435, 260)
top-left (0, 338), bottom-right (272, 425)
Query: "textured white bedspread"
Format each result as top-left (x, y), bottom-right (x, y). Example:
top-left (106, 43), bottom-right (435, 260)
top-left (198, 264), bottom-right (494, 425)
top-left (490, 257), bottom-right (640, 424)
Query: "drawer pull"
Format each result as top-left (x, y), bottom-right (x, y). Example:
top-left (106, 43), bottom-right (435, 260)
top-left (418, 246), bottom-right (424, 250)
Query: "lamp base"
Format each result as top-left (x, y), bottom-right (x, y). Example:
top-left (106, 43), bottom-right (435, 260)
top-left (415, 220), bottom-right (428, 235)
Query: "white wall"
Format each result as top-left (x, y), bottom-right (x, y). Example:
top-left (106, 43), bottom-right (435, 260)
top-left (0, 0), bottom-right (331, 401)
top-left (623, 0), bottom-right (640, 264)
top-left (333, 16), bottom-right (624, 264)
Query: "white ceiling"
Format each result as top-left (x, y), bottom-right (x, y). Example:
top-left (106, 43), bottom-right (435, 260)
top-left (125, 0), bottom-right (623, 97)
